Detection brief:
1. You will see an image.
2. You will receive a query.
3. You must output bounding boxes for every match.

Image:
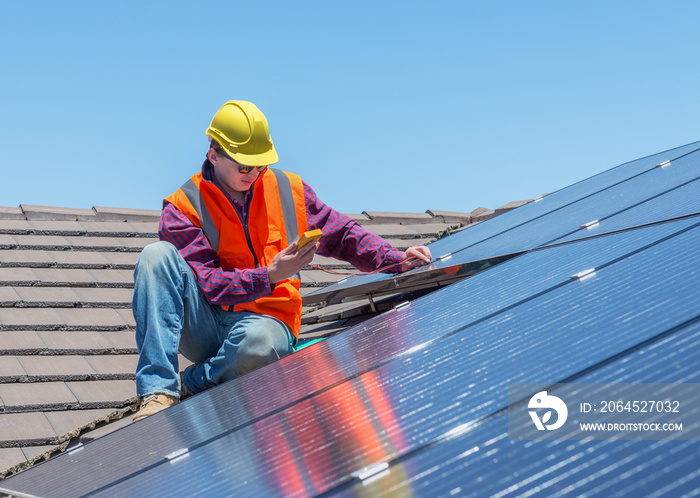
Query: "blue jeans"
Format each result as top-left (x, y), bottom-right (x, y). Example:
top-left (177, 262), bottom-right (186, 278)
top-left (132, 241), bottom-right (295, 398)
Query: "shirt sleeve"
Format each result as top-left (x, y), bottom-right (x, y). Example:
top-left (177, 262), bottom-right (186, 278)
top-left (159, 202), bottom-right (272, 306)
top-left (303, 182), bottom-right (404, 273)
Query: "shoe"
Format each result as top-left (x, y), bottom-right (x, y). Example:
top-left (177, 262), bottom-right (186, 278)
top-left (132, 393), bottom-right (179, 422)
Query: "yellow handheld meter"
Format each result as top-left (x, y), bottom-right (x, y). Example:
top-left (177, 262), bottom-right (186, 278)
top-left (296, 229), bottom-right (322, 251)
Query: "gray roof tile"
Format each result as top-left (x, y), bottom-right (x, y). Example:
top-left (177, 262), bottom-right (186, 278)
top-left (44, 408), bottom-right (116, 435)
top-left (0, 220), bottom-right (34, 233)
top-left (362, 211), bottom-right (435, 224)
top-left (55, 309), bottom-right (130, 329)
top-left (12, 235), bottom-right (72, 250)
top-left (0, 413), bottom-right (57, 443)
top-left (0, 382), bottom-right (78, 410)
top-left (65, 380), bottom-right (136, 404)
top-left (86, 269), bottom-right (135, 286)
top-left (72, 288), bottom-right (133, 305)
top-left (0, 267), bottom-right (40, 285)
top-left (100, 331), bottom-right (137, 350)
top-left (19, 205), bottom-right (96, 221)
top-left (0, 308), bottom-right (64, 329)
top-left (17, 356), bottom-right (96, 378)
top-left (0, 287), bottom-right (22, 306)
top-left (13, 287), bottom-right (82, 306)
top-left (27, 220), bottom-right (86, 234)
top-left (0, 331), bottom-right (47, 352)
top-left (92, 206), bottom-right (161, 222)
top-left (0, 207), bottom-right (25, 220)
top-left (30, 268), bottom-right (95, 286)
top-left (37, 331), bottom-right (115, 352)
top-left (22, 445), bottom-right (59, 461)
top-left (0, 448), bottom-right (28, 471)
top-left (84, 354), bottom-right (139, 375)
top-left (0, 234), bottom-right (18, 248)
top-left (0, 357), bottom-right (26, 378)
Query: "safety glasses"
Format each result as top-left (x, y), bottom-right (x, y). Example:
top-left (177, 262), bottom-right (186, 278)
top-left (237, 164), bottom-right (268, 175)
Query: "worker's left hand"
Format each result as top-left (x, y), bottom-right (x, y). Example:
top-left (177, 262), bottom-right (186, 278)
top-left (399, 246), bottom-right (432, 272)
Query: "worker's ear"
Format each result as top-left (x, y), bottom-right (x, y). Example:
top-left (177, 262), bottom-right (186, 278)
top-left (207, 148), bottom-right (219, 166)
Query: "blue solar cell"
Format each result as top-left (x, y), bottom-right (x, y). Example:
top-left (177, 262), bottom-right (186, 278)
top-left (336, 324), bottom-right (700, 497)
top-left (3, 217), bottom-right (699, 497)
top-left (59, 219), bottom-right (700, 497)
top-left (305, 146), bottom-right (700, 302)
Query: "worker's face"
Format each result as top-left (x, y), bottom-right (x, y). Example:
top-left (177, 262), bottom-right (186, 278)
top-left (208, 148), bottom-right (266, 196)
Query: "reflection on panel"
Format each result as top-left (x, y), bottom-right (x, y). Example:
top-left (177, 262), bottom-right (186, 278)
top-left (338, 323), bottom-right (700, 497)
top-left (86, 223), bottom-right (700, 496)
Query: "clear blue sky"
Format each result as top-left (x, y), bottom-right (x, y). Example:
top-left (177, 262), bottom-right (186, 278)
top-left (1, 1), bottom-right (698, 215)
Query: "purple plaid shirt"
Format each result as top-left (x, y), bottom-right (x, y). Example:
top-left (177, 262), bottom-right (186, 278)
top-left (159, 169), bottom-right (404, 307)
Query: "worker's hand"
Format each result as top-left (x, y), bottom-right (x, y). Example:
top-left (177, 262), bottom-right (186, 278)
top-left (399, 246), bottom-right (432, 272)
top-left (268, 240), bottom-right (319, 284)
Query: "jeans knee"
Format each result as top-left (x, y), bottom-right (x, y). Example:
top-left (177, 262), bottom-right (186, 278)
top-left (231, 324), bottom-right (289, 375)
top-left (136, 241), bottom-right (179, 273)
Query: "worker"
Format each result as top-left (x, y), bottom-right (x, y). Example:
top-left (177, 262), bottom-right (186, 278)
top-left (132, 100), bottom-right (431, 422)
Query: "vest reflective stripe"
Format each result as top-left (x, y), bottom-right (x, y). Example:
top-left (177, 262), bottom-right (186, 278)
top-left (180, 178), bottom-right (220, 252)
top-left (270, 168), bottom-right (299, 244)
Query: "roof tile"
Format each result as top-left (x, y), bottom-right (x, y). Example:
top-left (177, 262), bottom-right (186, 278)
top-left (0, 207), bottom-right (26, 220)
top-left (0, 268), bottom-right (40, 284)
top-left (0, 308), bottom-right (63, 329)
top-left (27, 220), bottom-right (86, 234)
top-left (31, 268), bottom-right (95, 286)
top-left (87, 269), bottom-right (135, 286)
top-left (426, 210), bottom-right (473, 225)
top-left (0, 234), bottom-right (18, 248)
top-left (0, 220), bottom-right (34, 233)
top-left (55, 309), bottom-right (129, 328)
top-left (0, 382), bottom-right (78, 409)
top-left (92, 206), bottom-right (161, 222)
top-left (11, 235), bottom-right (72, 250)
top-left (362, 211), bottom-right (435, 224)
top-left (45, 408), bottom-right (116, 435)
top-left (0, 287), bottom-right (21, 306)
top-left (0, 448), bottom-right (29, 470)
top-left (19, 205), bottom-right (96, 221)
top-left (0, 357), bottom-right (26, 378)
top-left (37, 331), bottom-right (114, 352)
top-left (0, 331), bottom-right (47, 352)
top-left (13, 287), bottom-right (82, 306)
top-left (85, 355), bottom-right (138, 375)
top-left (495, 199), bottom-right (530, 215)
top-left (72, 288), bottom-right (133, 305)
top-left (100, 331), bottom-right (137, 350)
top-left (0, 413), bottom-right (57, 443)
top-left (17, 356), bottom-right (96, 378)
top-left (65, 380), bottom-right (136, 404)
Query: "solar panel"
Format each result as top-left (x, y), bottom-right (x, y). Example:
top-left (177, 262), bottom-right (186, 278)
top-left (5, 212), bottom-right (698, 497)
top-left (303, 143), bottom-right (700, 304)
top-left (338, 323), bottom-right (700, 497)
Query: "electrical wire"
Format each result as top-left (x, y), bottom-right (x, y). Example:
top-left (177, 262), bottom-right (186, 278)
top-left (307, 256), bottom-right (423, 276)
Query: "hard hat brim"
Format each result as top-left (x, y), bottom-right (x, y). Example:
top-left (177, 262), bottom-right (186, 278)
top-left (227, 145), bottom-right (279, 167)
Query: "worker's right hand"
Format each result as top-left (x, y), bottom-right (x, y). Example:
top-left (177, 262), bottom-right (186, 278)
top-left (267, 240), bottom-right (319, 284)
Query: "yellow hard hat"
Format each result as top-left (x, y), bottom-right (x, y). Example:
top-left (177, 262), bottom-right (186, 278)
top-left (205, 101), bottom-right (279, 167)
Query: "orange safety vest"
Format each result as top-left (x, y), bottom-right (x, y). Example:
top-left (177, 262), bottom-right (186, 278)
top-left (165, 167), bottom-right (308, 336)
